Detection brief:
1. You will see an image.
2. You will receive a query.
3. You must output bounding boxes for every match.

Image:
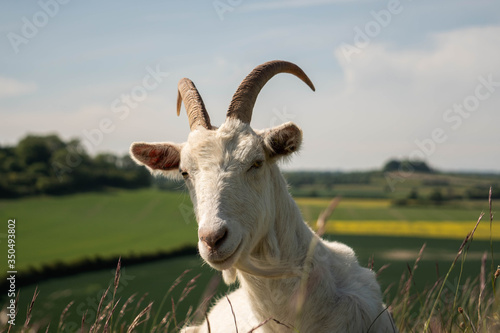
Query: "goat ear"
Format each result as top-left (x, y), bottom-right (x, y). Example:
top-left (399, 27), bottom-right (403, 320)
top-left (130, 142), bottom-right (181, 172)
top-left (262, 122), bottom-right (303, 159)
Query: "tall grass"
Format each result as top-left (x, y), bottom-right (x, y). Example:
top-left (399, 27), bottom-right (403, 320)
top-left (1, 190), bottom-right (498, 332)
top-left (388, 188), bottom-right (500, 332)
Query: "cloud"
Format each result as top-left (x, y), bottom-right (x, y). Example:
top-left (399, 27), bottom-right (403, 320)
top-left (334, 25), bottom-right (500, 99)
top-left (0, 77), bottom-right (37, 98)
top-left (323, 25), bottom-right (500, 170)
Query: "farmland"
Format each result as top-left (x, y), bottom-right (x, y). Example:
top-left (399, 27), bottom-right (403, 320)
top-left (0, 188), bottom-right (496, 271)
top-left (0, 187), bottom-right (498, 329)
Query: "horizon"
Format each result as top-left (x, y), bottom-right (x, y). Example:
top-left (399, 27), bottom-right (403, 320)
top-left (5, 131), bottom-right (500, 175)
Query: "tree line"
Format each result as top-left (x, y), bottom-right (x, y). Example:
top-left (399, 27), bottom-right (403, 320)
top-left (0, 134), bottom-right (150, 198)
top-left (2, 133), bottom-right (459, 200)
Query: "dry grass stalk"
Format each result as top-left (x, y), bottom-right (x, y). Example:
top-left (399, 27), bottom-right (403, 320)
top-left (150, 269), bottom-right (192, 330)
top-left (168, 269), bottom-right (191, 294)
top-left (103, 299), bottom-right (121, 333)
top-left (80, 310), bottom-right (87, 333)
top-left (376, 263), bottom-right (391, 278)
top-left (315, 196), bottom-right (341, 237)
top-left (114, 257), bottom-right (121, 293)
top-left (423, 213), bottom-right (484, 331)
top-left (127, 302), bottom-right (153, 333)
top-left (489, 187), bottom-right (496, 294)
top-left (366, 305), bottom-right (394, 333)
top-left (398, 244), bottom-right (426, 329)
top-left (226, 295), bottom-right (238, 333)
top-left (204, 313), bottom-right (211, 333)
top-left (171, 297), bottom-right (178, 331)
top-left (477, 251), bottom-right (488, 330)
top-left (247, 318), bottom-right (293, 332)
top-left (57, 300), bottom-right (74, 332)
top-left (117, 293), bottom-right (136, 322)
top-left (178, 274), bottom-right (200, 303)
top-left (458, 306), bottom-right (477, 333)
top-left (90, 285), bottom-right (110, 333)
top-left (132, 292), bottom-right (148, 319)
top-left (23, 286), bottom-right (39, 329)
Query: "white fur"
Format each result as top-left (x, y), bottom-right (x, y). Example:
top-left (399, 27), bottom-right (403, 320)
top-left (133, 118), bottom-right (396, 332)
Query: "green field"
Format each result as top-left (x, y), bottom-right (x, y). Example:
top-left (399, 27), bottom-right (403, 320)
top-left (0, 189), bottom-right (198, 271)
top-left (0, 189), bottom-right (494, 271)
top-left (1, 189), bottom-right (498, 330)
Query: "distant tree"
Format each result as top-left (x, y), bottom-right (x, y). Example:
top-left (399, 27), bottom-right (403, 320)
top-left (0, 134), bottom-right (152, 198)
top-left (407, 160), bottom-right (432, 173)
top-left (383, 160), bottom-right (401, 172)
top-left (408, 187), bottom-right (419, 200)
top-left (429, 188), bottom-right (444, 204)
top-left (383, 159), bottom-right (433, 173)
top-left (16, 135), bottom-right (52, 167)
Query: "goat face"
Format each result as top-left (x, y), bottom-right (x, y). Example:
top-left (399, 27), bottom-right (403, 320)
top-left (131, 118), bottom-right (303, 271)
top-left (130, 60), bottom-right (314, 274)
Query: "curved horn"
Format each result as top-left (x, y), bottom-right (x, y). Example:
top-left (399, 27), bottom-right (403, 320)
top-left (226, 60), bottom-right (315, 124)
top-left (177, 78), bottom-right (212, 130)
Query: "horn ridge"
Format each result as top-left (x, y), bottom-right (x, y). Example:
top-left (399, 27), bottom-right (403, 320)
top-left (177, 78), bottom-right (212, 130)
top-left (226, 60), bottom-right (315, 124)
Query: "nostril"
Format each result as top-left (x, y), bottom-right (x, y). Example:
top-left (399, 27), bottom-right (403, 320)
top-left (199, 227), bottom-right (228, 250)
top-left (214, 229), bottom-right (227, 248)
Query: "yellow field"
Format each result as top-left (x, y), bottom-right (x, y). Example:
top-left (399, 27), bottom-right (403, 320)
top-left (295, 197), bottom-right (497, 240)
top-left (296, 198), bottom-right (392, 208)
top-left (322, 220), bottom-right (498, 240)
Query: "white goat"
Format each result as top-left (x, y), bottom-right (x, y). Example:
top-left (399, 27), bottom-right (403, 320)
top-left (130, 61), bottom-right (396, 332)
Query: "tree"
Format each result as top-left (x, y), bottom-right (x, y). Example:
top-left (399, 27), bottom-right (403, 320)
top-left (16, 135), bottom-right (52, 167)
top-left (429, 188), bottom-right (444, 204)
top-left (383, 159), bottom-right (433, 173)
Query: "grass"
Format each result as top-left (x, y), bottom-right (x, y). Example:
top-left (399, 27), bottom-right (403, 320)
top-left (0, 189), bottom-right (492, 272)
top-left (1, 188), bottom-right (499, 331)
top-left (0, 189), bottom-right (198, 271)
top-left (2, 256), bottom-right (220, 331)
top-left (2, 191), bottom-right (499, 332)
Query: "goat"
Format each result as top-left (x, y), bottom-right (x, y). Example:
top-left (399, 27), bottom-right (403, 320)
top-left (130, 60), bottom-right (396, 332)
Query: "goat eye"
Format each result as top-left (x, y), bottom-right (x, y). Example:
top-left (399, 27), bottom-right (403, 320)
top-left (180, 170), bottom-right (189, 179)
top-left (250, 160), bottom-right (264, 170)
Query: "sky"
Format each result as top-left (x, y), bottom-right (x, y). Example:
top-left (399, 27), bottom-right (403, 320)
top-left (1, 0), bottom-right (499, 172)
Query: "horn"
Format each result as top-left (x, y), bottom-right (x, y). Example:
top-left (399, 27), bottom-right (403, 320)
top-left (177, 78), bottom-right (212, 130)
top-left (226, 60), bottom-right (315, 124)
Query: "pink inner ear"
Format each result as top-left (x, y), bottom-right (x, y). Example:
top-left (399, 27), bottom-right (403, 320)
top-left (149, 149), bottom-right (161, 157)
top-left (133, 144), bottom-right (180, 170)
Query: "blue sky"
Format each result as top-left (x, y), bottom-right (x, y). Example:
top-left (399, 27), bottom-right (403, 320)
top-left (1, 0), bottom-right (499, 171)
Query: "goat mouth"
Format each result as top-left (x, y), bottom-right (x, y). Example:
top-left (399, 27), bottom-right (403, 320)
top-left (207, 241), bottom-right (242, 270)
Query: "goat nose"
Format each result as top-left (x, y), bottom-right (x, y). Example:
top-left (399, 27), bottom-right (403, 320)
top-left (199, 227), bottom-right (228, 250)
